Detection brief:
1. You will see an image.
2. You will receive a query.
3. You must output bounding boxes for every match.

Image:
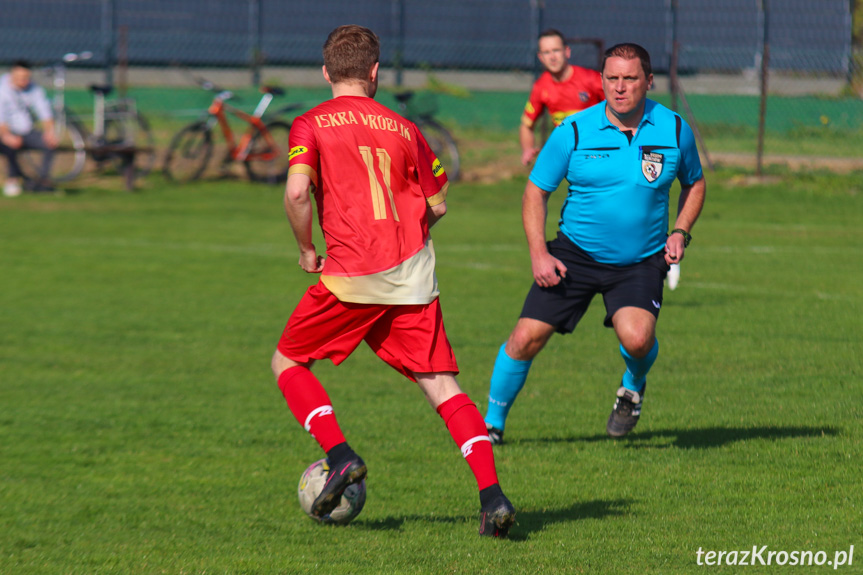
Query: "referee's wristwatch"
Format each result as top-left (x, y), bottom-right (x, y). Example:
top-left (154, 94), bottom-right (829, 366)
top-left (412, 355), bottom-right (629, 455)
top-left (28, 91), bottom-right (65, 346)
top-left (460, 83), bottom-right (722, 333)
top-left (670, 228), bottom-right (692, 247)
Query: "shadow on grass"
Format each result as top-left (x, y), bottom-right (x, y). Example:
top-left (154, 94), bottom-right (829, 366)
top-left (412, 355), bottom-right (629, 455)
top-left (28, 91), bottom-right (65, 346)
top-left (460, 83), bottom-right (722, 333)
top-left (357, 498), bottom-right (633, 541)
top-left (519, 425), bottom-right (840, 449)
top-left (507, 498), bottom-right (632, 541)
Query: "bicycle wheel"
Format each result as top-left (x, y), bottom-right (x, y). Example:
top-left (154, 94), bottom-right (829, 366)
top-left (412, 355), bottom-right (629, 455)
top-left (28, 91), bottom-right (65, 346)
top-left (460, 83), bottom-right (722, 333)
top-left (244, 120), bottom-right (291, 184)
top-left (102, 111), bottom-right (157, 183)
top-left (19, 120), bottom-right (87, 183)
top-left (163, 121), bottom-right (214, 183)
top-left (417, 118), bottom-right (460, 182)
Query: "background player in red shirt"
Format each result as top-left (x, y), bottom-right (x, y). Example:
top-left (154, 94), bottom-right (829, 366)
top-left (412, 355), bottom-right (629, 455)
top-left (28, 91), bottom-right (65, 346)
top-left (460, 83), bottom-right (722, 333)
top-left (271, 25), bottom-right (515, 538)
top-left (520, 29), bottom-right (605, 165)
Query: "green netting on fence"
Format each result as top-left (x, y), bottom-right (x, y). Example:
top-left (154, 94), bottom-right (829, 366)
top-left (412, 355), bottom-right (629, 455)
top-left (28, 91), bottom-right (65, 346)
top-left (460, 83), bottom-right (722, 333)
top-left (59, 85), bottom-right (863, 161)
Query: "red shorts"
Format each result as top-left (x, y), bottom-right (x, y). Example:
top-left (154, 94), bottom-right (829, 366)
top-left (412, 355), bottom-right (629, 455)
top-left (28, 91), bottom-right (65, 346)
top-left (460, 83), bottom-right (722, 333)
top-left (277, 282), bottom-right (459, 381)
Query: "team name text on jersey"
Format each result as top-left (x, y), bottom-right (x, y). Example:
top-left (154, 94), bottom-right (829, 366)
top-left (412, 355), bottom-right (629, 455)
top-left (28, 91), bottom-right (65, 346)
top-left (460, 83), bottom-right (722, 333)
top-left (314, 112), bottom-right (412, 141)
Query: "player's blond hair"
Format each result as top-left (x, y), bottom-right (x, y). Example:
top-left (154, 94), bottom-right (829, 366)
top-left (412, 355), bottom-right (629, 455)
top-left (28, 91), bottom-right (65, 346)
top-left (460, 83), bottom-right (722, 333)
top-left (323, 25), bottom-right (380, 84)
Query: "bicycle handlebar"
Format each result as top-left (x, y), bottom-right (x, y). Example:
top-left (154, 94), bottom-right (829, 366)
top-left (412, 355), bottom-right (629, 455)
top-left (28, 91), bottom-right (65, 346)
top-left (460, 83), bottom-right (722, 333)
top-left (191, 75), bottom-right (241, 104)
top-left (62, 51), bottom-right (93, 64)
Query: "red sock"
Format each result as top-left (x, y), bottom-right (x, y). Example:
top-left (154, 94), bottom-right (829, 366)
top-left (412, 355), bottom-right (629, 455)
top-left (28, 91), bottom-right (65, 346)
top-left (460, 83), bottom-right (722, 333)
top-left (277, 366), bottom-right (346, 452)
top-left (437, 393), bottom-right (499, 490)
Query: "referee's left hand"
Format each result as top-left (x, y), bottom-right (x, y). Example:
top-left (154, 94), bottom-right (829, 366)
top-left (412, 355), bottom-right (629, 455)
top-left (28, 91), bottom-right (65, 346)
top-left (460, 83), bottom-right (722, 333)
top-left (664, 234), bottom-right (686, 266)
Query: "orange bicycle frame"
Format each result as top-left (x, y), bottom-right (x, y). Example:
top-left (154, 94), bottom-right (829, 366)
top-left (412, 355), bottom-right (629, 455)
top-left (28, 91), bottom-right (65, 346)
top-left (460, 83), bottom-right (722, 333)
top-left (207, 91), bottom-right (281, 163)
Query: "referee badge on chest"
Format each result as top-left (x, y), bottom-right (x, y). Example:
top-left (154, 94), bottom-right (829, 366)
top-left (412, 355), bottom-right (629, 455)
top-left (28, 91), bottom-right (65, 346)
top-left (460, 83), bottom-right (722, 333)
top-left (641, 151), bottom-right (664, 183)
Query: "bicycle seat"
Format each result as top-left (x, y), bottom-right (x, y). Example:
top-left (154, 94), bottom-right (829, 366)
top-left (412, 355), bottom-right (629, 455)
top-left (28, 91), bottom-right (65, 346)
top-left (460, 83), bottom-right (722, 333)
top-left (393, 91), bottom-right (415, 103)
top-left (90, 84), bottom-right (114, 96)
top-left (261, 86), bottom-right (285, 96)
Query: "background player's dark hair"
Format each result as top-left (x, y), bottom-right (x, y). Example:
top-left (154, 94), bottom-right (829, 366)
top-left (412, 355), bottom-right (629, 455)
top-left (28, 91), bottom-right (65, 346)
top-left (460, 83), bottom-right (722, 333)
top-left (537, 28), bottom-right (567, 46)
top-left (601, 43), bottom-right (652, 77)
top-left (12, 59), bottom-right (32, 70)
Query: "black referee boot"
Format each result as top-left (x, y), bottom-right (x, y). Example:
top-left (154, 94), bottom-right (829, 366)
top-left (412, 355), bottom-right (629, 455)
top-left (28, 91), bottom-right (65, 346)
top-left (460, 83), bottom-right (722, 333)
top-left (606, 385), bottom-right (645, 438)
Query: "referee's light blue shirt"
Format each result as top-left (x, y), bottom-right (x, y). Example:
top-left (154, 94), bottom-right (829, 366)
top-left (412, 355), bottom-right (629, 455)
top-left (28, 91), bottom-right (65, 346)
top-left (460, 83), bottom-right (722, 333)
top-left (529, 99), bottom-right (703, 266)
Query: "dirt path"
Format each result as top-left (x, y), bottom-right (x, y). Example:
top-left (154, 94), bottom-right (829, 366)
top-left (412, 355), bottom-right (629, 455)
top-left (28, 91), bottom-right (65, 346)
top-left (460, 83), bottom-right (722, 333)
top-left (458, 147), bottom-right (863, 184)
top-left (707, 152), bottom-right (863, 174)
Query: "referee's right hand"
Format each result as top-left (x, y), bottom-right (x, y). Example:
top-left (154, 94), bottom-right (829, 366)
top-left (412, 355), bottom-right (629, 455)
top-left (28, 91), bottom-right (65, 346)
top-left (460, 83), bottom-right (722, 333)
top-left (532, 252), bottom-right (567, 288)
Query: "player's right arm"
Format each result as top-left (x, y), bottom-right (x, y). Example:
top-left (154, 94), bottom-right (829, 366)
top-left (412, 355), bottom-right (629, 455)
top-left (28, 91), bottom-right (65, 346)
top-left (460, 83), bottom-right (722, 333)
top-left (519, 123), bottom-right (539, 166)
top-left (284, 172), bottom-right (323, 273)
top-left (519, 81), bottom-right (545, 166)
top-left (284, 116), bottom-right (324, 273)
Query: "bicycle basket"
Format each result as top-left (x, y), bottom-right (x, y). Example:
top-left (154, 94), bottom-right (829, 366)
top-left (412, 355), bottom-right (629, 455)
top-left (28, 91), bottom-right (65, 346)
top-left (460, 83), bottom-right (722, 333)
top-left (404, 91), bottom-right (438, 119)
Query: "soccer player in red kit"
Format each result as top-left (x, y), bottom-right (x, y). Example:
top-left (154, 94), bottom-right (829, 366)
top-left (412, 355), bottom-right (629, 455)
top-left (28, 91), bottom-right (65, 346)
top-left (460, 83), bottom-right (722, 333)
top-left (520, 29), bottom-right (605, 165)
top-left (271, 25), bottom-right (515, 537)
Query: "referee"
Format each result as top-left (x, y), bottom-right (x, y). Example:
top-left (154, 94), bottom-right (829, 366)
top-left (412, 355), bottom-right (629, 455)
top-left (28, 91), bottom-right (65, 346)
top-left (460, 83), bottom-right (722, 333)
top-left (484, 43), bottom-right (707, 442)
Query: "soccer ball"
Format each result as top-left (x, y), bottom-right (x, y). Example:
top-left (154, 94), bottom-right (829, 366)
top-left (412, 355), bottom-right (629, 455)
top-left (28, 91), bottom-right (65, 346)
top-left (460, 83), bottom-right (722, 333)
top-left (297, 458), bottom-right (366, 525)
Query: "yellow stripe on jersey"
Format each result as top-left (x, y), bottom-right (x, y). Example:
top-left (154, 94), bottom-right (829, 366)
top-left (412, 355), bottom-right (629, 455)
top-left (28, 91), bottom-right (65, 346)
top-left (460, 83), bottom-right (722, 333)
top-left (288, 164), bottom-right (319, 190)
top-left (426, 181), bottom-right (449, 207)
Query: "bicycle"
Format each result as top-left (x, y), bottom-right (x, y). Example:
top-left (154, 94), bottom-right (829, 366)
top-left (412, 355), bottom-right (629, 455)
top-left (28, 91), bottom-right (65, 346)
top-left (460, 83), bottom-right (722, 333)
top-left (162, 77), bottom-right (301, 184)
top-left (394, 91), bottom-right (460, 181)
top-left (20, 52), bottom-right (156, 186)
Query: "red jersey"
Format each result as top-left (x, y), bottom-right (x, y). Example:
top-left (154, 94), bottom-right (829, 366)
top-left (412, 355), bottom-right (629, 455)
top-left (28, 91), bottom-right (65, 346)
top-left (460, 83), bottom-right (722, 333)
top-left (521, 65), bottom-right (604, 127)
top-left (287, 95), bottom-right (449, 305)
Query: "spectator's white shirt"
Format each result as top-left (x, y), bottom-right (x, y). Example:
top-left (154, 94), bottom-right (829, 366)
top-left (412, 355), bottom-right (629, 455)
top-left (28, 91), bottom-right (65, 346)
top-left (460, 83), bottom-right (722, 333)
top-left (0, 73), bottom-right (53, 135)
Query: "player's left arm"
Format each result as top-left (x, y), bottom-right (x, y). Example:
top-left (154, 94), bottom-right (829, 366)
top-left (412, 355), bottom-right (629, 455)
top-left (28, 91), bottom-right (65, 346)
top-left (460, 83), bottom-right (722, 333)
top-left (426, 201), bottom-right (447, 228)
top-left (415, 124), bottom-right (449, 229)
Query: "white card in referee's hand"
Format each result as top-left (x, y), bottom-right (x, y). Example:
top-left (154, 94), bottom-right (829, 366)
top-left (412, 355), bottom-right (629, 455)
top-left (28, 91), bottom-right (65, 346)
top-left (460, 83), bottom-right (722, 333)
top-left (667, 263), bottom-right (681, 291)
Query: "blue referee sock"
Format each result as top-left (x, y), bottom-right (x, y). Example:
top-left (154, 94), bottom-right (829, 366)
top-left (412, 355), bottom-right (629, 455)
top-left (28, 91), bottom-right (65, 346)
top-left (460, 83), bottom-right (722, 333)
top-left (620, 339), bottom-right (659, 393)
top-left (485, 343), bottom-right (532, 431)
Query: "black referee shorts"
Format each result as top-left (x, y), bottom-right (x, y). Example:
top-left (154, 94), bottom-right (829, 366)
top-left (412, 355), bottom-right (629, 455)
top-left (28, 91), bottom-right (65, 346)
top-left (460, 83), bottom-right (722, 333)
top-left (520, 232), bottom-right (669, 333)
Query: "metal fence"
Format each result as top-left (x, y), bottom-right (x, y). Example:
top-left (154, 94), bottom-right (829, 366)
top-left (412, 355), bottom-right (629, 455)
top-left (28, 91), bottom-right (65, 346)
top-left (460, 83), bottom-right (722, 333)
top-left (0, 0), bottom-right (854, 75)
top-left (0, 0), bottom-right (860, 172)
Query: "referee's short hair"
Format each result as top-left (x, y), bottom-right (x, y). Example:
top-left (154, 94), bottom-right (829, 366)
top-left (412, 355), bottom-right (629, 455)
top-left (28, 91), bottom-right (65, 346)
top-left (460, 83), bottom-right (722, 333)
top-left (601, 43), bottom-right (652, 78)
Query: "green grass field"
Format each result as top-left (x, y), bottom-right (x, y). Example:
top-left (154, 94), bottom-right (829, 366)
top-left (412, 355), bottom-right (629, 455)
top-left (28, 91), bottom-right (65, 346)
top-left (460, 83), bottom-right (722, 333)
top-left (1, 165), bottom-right (861, 574)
